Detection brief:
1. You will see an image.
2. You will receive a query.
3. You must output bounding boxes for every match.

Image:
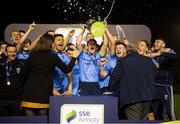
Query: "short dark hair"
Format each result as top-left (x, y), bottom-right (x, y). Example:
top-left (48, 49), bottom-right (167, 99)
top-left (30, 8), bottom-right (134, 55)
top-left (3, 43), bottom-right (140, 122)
top-left (67, 43), bottom-right (75, 47)
top-left (45, 30), bottom-right (54, 34)
top-left (19, 30), bottom-right (26, 33)
top-left (138, 40), bottom-right (150, 49)
top-left (115, 41), bottom-right (126, 48)
top-left (19, 39), bottom-right (31, 52)
top-left (87, 39), bottom-right (97, 45)
top-left (54, 34), bottom-right (64, 39)
top-left (0, 42), bottom-right (8, 46)
top-left (5, 44), bottom-right (16, 51)
top-left (66, 43), bottom-right (76, 52)
top-left (155, 38), bottom-right (166, 44)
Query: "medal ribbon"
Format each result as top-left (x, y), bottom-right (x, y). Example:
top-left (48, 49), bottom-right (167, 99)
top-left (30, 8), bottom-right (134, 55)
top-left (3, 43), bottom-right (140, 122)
top-left (5, 61), bottom-right (12, 83)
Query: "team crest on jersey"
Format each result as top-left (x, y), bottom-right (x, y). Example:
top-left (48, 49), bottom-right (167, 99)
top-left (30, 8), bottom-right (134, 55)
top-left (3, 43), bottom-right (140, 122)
top-left (16, 68), bottom-right (21, 74)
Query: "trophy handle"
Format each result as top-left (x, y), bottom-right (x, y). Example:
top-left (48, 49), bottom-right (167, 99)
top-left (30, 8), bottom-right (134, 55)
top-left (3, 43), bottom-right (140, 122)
top-left (85, 19), bottom-right (96, 31)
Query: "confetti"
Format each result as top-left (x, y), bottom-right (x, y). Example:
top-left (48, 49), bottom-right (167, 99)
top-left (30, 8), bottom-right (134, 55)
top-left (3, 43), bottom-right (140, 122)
top-left (51, 0), bottom-right (113, 22)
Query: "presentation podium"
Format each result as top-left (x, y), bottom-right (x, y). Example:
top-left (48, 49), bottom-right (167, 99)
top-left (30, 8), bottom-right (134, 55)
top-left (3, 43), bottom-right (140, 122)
top-left (0, 96), bottom-right (165, 123)
top-left (49, 96), bottom-right (119, 123)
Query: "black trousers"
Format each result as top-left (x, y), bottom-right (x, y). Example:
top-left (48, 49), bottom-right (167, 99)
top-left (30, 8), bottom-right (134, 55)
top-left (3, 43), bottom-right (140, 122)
top-left (22, 108), bottom-right (48, 116)
top-left (0, 99), bottom-right (21, 116)
top-left (124, 101), bottom-right (151, 120)
top-left (151, 85), bottom-right (176, 120)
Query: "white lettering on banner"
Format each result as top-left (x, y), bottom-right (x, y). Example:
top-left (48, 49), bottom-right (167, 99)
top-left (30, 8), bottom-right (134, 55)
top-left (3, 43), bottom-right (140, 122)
top-left (60, 104), bottom-right (104, 124)
top-left (79, 117), bottom-right (99, 123)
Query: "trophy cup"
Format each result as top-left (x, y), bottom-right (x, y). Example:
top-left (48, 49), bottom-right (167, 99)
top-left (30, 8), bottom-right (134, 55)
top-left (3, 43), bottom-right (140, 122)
top-left (85, 17), bottom-right (106, 37)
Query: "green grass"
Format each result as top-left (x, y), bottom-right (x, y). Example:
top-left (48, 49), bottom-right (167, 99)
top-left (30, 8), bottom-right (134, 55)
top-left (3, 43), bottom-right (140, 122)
top-left (174, 94), bottom-right (180, 119)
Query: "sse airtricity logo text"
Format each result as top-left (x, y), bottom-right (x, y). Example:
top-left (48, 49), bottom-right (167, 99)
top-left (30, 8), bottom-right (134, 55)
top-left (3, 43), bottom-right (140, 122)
top-left (66, 110), bottom-right (77, 123)
top-left (61, 104), bottom-right (104, 124)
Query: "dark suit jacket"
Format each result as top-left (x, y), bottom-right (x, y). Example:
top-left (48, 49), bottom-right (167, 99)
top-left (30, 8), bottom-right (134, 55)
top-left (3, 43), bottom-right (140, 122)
top-left (109, 52), bottom-right (158, 107)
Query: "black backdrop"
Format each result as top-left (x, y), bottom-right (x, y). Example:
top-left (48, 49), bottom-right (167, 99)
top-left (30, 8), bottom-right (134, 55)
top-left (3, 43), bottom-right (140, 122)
top-left (0, 0), bottom-right (180, 90)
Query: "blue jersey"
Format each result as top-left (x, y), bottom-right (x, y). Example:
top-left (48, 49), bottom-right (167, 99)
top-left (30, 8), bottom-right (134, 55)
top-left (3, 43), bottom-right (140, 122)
top-left (72, 64), bottom-right (80, 96)
top-left (16, 52), bottom-right (29, 60)
top-left (98, 53), bottom-right (112, 88)
top-left (53, 52), bottom-right (70, 91)
top-left (99, 56), bottom-right (117, 88)
top-left (78, 51), bottom-right (101, 83)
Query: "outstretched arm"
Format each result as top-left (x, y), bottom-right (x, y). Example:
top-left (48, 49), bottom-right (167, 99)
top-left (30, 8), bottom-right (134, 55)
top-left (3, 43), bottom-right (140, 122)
top-left (63, 29), bottom-right (75, 50)
top-left (105, 26), bottom-right (116, 55)
top-left (76, 25), bottom-right (86, 51)
top-left (99, 33), bottom-right (109, 57)
top-left (16, 22), bottom-right (36, 51)
top-left (19, 22), bottom-right (36, 44)
top-left (29, 34), bottom-right (42, 51)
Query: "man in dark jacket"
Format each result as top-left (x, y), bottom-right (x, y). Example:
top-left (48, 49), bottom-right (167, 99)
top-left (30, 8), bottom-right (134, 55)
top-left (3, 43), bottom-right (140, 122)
top-left (0, 44), bottom-right (27, 116)
top-left (109, 50), bottom-right (158, 120)
top-left (152, 38), bottom-right (177, 120)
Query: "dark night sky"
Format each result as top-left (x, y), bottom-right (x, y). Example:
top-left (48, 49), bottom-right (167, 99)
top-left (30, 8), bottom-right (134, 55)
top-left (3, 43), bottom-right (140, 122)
top-left (0, 0), bottom-right (180, 84)
top-left (0, 0), bottom-right (180, 46)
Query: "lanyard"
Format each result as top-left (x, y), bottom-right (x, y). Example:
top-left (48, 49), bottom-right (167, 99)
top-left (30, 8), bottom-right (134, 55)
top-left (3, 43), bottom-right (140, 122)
top-left (5, 61), bottom-right (12, 85)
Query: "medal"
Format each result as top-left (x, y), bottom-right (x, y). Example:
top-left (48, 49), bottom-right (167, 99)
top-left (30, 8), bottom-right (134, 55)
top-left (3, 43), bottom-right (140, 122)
top-left (7, 81), bottom-right (11, 85)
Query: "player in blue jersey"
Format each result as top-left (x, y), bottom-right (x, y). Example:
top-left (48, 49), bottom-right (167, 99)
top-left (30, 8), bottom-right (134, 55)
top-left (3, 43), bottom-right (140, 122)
top-left (75, 26), bottom-right (109, 95)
